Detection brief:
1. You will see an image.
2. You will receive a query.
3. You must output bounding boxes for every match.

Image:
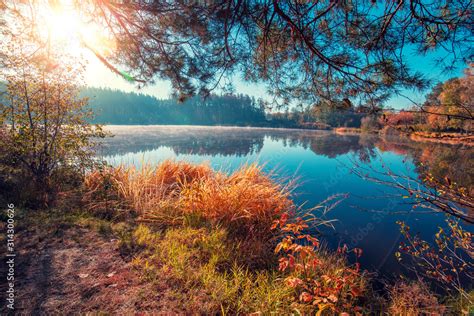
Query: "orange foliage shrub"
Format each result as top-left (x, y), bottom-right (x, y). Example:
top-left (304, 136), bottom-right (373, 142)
top-left (379, 111), bottom-right (416, 127)
top-left (272, 210), bottom-right (367, 314)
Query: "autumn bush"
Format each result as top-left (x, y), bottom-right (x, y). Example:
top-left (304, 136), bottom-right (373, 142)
top-left (396, 218), bottom-right (473, 307)
top-left (271, 210), bottom-right (369, 314)
top-left (379, 111), bottom-right (417, 129)
top-left (388, 280), bottom-right (445, 315)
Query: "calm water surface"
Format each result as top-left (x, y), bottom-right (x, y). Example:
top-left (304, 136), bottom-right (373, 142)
top-left (98, 125), bottom-right (473, 279)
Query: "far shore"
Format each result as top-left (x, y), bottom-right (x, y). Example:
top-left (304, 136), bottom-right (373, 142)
top-left (334, 127), bottom-right (473, 146)
top-left (102, 124), bottom-right (333, 134)
top-left (101, 124), bottom-right (473, 146)
top-left (409, 131), bottom-right (474, 146)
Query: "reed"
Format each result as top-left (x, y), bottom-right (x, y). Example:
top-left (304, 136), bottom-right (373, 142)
top-left (84, 161), bottom-right (295, 240)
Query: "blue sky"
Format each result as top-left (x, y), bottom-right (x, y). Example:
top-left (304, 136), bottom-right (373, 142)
top-left (84, 47), bottom-right (466, 110)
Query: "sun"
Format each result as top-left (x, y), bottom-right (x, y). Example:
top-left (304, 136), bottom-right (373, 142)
top-left (41, 1), bottom-right (114, 57)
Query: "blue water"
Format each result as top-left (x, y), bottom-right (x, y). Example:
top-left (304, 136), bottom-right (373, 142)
top-left (98, 125), bottom-right (472, 279)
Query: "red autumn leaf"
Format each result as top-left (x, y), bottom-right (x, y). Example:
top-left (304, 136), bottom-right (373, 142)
top-left (353, 248), bottom-right (363, 258)
top-left (350, 286), bottom-right (362, 297)
top-left (288, 254), bottom-right (295, 268)
top-left (299, 291), bottom-right (313, 303)
top-left (278, 258), bottom-right (289, 271)
top-left (286, 277), bottom-right (303, 288)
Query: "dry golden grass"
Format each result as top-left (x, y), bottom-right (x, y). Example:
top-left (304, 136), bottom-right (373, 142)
top-left (178, 164), bottom-right (294, 236)
top-left (84, 160), bottom-right (295, 240)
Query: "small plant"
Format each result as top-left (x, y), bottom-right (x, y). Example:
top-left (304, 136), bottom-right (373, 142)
top-left (396, 218), bottom-right (473, 306)
top-left (272, 206), bottom-right (367, 314)
top-left (388, 280), bottom-right (445, 315)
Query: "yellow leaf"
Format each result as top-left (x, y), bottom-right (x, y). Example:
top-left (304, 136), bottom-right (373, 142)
top-left (316, 303), bottom-right (332, 316)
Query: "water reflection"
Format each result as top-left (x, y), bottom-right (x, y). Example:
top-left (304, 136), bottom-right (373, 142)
top-left (99, 126), bottom-right (471, 191)
top-left (100, 126), bottom-right (381, 159)
top-left (97, 125), bottom-right (473, 278)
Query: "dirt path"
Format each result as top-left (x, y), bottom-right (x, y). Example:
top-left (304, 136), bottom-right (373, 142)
top-left (0, 222), bottom-right (178, 314)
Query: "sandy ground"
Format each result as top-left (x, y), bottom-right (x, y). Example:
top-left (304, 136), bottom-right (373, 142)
top-left (0, 222), bottom-right (182, 314)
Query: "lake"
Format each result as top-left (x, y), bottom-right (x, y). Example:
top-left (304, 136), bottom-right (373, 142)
top-left (97, 125), bottom-right (473, 280)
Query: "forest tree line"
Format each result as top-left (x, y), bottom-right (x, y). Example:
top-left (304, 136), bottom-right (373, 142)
top-left (82, 88), bottom-right (268, 126)
top-left (83, 87), bottom-right (375, 128)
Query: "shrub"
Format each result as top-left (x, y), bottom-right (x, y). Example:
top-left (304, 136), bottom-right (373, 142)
top-left (360, 115), bottom-right (380, 132)
top-left (272, 209), bottom-right (368, 314)
top-left (389, 280), bottom-right (445, 315)
top-left (396, 219), bottom-right (473, 304)
top-left (0, 47), bottom-right (104, 207)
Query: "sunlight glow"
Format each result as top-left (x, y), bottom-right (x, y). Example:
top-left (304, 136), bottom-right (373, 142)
top-left (42, 1), bottom-right (114, 57)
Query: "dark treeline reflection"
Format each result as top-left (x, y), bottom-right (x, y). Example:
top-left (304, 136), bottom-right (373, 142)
top-left (98, 126), bottom-right (374, 158)
top-left (98, 126), bottom-right (472, 190)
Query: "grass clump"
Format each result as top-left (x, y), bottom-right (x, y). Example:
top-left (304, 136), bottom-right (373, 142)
top-left (178, 164), bottom-right (294, 237)
top-left (84, 161), bottom-right (292, 226)
top-left (83, 160), bottom-right (215, 218)
top-left (84, 161), bottom-right (294, 267)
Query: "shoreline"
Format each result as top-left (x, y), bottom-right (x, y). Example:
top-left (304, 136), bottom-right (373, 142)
top-left (101, 124), bottom-right (473, 146)
top-left (334, 127), bottom-right (473, 146)
top-left (102, 124), bottom-right (333, 134)
top-left (409, 132), bottom-right (474, 146)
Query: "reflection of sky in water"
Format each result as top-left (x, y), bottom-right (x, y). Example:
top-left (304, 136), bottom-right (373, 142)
top-left (98, 126), bottom-right (469, 280)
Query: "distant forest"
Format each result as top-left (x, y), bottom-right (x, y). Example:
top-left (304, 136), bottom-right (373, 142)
top-left (82, 87), bottom-right (269, 126)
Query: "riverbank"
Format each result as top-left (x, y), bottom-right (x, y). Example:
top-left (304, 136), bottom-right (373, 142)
top-left (0, 163), bottom-right (372, 314)
top-left (2, 161), bottom-right (467, 314)
top-left (409, 132), bottom-right (474, 146)
top-left (334, 127), bottom-right (473, 146)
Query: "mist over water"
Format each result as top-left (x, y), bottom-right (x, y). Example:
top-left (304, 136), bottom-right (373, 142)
top-left (98, 125), bottom-right (473, 279)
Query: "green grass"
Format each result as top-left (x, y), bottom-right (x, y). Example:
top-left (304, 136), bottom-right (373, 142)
top-left (129, 224), bottom-right (293, 314)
